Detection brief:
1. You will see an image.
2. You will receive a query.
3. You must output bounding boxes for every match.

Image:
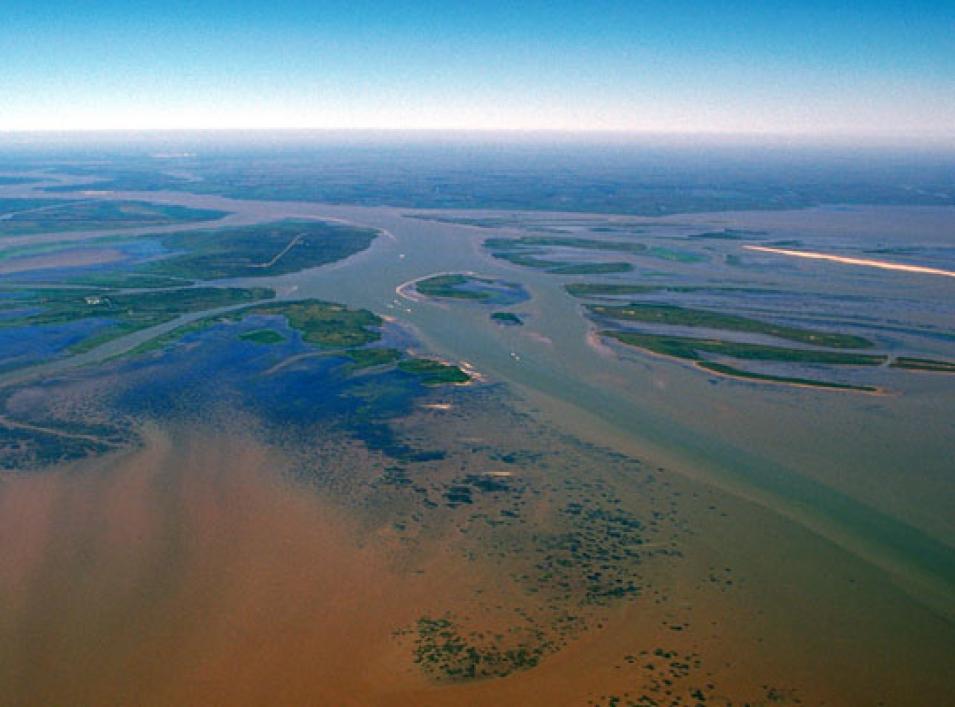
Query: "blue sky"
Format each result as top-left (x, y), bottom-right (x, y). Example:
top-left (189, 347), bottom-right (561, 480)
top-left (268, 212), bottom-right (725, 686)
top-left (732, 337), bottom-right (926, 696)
top-left (1, 1), bottom-right (953, 138)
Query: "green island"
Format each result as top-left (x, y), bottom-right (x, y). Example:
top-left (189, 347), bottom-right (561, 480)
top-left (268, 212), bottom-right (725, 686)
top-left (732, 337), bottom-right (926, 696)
top-left (548, 262), bottom-right (633, 274)
top-left (696, 361), bottom-right (877, 391)
top-left (588, 303), bottom-right (874, 348)
top-left (344, 347), bottom-right (403, 369)
top-left (890, 357), bottom-right (955, 373)
top-left (397, 358), bottom-right (471, 385)
top-left (121, 299), bottom-right (471, 386)
top-left (686, 228), bottom-right (765, 240)
top-left (602, 330), bottom-right (885, 365)
top-left (1, 286), bottom-right (275, 353)
top-left (236, 300), bottom-right (382, 348)
top-left (415, 274), bottom-right (492, 300)
top-left (123, 300), bottom-right (381, 352)
top-left (0, 199), bottom-right (227, 236)
top-left (142, 220), bottom-right (379, 281)
top-left (490, 312), bottom-right (523, 326)
top-left (238, 329), bottom-right (286, 345)
top-left (603, 330), bottom-right (884, 391)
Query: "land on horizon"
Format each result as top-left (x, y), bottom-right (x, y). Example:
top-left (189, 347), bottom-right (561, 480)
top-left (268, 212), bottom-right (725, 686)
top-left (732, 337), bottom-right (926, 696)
top-left (2, 1), bottom-right (953, 704)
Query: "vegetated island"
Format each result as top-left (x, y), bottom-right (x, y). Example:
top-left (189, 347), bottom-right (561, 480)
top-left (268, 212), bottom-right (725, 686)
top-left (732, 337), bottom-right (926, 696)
top-left (126, 299), bottom-right (472, 387)
top-left (485, 236), bottom-right (638, 275)
top-left (413, 273), bottom-right (528, 305)
top-left (565, 283), bottom-right (663, 297)
top-left (587, 302), bottom-right (874, 348)
top-left (564, 282), bottom-right (786, 298)
top-left (238, 329), bottom-right (286, 345)
top-left (0, 286), bottom-right (276, 354)
top-left (602, 330), bottom-right (884, 392)
top-left (490, 312), bottom-right (523, 326)
top-left (415, 274), bottom-right (494, 300)
top-left (143, 219), bottom-right (379, 281)
top-left (0, 199), bottom-right (227, 237)
top-left (889, 357), bottom-right (955, 373)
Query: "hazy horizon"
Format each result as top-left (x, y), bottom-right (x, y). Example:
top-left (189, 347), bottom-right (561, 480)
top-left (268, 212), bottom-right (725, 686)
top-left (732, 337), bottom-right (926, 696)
top-left (2, 5), bottom-right (954, 702)
top-left (3, 1), bottom-right (954, 138)
top-left (2, 128), bottom-right (954, 154)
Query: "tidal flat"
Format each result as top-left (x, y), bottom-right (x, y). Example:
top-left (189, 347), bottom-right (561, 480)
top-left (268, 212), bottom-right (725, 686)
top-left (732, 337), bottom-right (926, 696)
top-left (0, 161), bottom-right (953, 706)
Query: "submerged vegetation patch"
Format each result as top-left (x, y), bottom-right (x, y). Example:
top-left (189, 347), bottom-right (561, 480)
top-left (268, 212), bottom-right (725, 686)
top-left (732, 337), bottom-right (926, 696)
top-left (411, 615), bottom-right (548, 681)
top-left (0, 415), bottom-right (132, 471)
top-left (1, 297), bottom-right (474, 469)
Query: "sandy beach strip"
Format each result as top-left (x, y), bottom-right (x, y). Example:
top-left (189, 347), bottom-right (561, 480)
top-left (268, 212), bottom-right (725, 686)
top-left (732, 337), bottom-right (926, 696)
top-left (743, 245), bottom-right (955, 279)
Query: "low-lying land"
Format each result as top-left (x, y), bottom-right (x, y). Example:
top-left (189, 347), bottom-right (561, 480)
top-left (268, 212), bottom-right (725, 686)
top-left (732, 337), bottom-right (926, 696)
top-left (890, 356), bottom-right (955, 373)
top-left (588, 302), bottom-right (874, 348)
top-left (414, 273), bottom-right (528, 305)
top-left (235, 300), bottom-right (382, 348)
top-left (486, 236), bottom-right (648, 255)
top-left (1, 285), bottom-right (275, 354)
top-left (144, 219), bottom-right (379, 281)
top-left (565, 282), bottom-right (785, 298)
top-left (5, 220), bottom-right (378, 288)
top-left (397, 358), bottom-right (472, 385)
top-left (491, 312), bottom-right (523, 326)
top-left (565, 283), bottom-right (662, 297)
top-left (415, 274), bottom-right (494, 300)
top-left (686, 228), bottom-right (765, 240)
top-left (238, 329), bottom-right (286, 345)
top-left (603, 329), bottom-right (884, 391)
top-left (0, 199), bottom-right (226, 236)
top-left (123, 299), bottom-right (472, 388)
top-left (485, 236), bottom-right (639, 275)
top-left (696, 361), bottom-right (877, 391)
top-left (602, 330), bottom-right (885, 366)
top-left (343, 347), bottom-right (403, 369)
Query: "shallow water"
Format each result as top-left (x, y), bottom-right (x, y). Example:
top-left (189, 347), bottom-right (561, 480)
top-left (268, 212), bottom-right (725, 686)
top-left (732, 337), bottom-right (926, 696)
top-left (1, 176), bottom-right (953, 704)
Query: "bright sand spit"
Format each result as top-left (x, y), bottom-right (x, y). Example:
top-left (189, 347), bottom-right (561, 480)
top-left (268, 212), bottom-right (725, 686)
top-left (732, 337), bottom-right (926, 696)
top-left (744, 244), bottom-right (955, 279)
